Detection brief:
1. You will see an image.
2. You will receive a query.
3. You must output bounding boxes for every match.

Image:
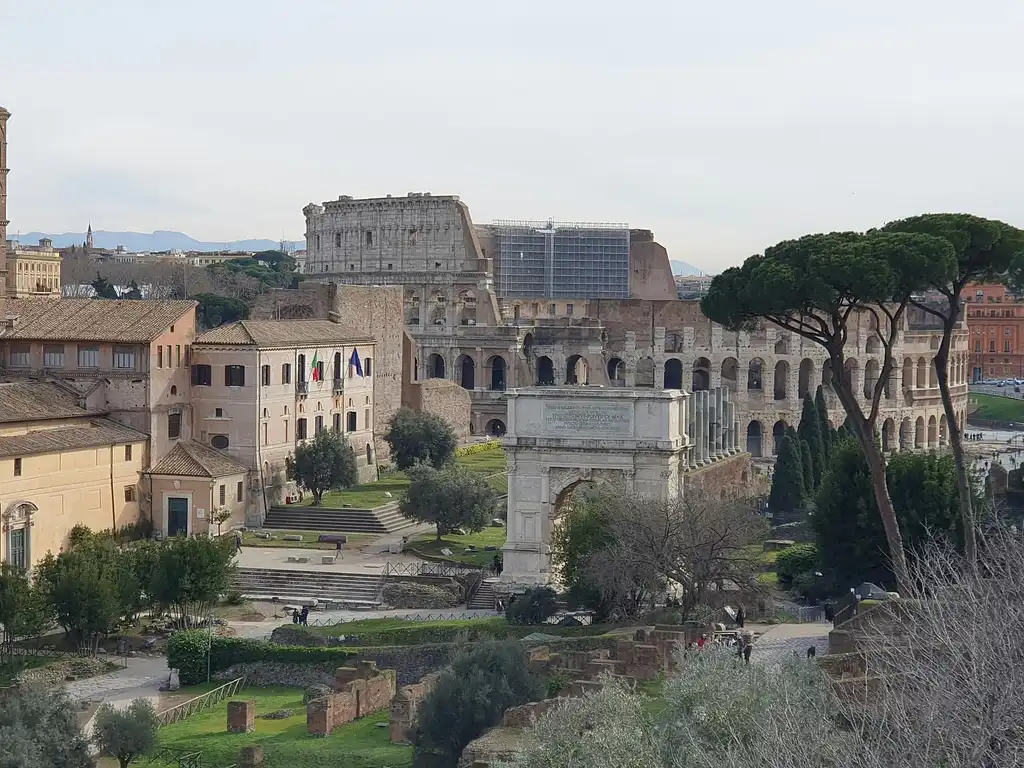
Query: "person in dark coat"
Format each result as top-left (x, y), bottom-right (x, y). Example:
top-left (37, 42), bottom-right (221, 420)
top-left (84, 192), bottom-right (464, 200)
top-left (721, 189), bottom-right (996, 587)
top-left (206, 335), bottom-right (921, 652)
top-left (300, 605), bottom-right (309, 626)
top-left (742, 636), bottom-right (753, 664)
top-left (736, 606), bottom-right (745, 628)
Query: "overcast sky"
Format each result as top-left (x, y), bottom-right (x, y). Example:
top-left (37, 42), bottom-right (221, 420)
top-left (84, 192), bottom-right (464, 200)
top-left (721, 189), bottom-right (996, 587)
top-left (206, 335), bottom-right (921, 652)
top-left (2, 0), bottom-right (1023, 271)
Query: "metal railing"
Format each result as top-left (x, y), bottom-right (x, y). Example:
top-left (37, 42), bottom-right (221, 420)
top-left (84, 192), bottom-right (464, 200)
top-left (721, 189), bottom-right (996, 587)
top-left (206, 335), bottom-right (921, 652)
top-left (303, 610), bottom-right (491, 628)
top-left (382, 560), bottom-right (485, 578)
top-left (155, 677), bottom-right (247, 727)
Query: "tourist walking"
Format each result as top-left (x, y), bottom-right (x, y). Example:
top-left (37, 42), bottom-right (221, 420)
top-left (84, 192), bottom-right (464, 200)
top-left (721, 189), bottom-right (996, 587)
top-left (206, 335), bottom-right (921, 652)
top-left (736, 606), bottom-right (745, 629)
top-left (234, 530), bottom-right (243, 555)
top-left (742, 635), bottom-right (753, 665)
top-left (300, 605), bottom-right (309, 626)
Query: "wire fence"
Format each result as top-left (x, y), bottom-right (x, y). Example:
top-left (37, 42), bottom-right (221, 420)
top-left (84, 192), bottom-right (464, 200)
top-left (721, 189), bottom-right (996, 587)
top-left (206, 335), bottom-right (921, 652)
top-left (155, 677), bottom-right (247, 727)
top-left (382, 560), bottom-right (485, 578)
top-left (303, 610), bottom-right (490, 628)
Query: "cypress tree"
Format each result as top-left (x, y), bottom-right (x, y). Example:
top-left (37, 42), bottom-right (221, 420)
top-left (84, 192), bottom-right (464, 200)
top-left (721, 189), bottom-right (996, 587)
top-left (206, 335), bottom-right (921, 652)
top-left (799, 439), bottom-right (814, 496)
top-left (769, 435), bottom-right (805, 514)
top-left (798, 394), bottom-right (826, 489)
top-left (814, 385), bottom-right (832, 459)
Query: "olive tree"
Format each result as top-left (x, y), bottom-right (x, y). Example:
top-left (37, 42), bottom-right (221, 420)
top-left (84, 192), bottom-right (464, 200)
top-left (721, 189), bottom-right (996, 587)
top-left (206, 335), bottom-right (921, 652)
top-left (882, 214), bottom-right (1024, 572)
top-left (701, 231), bottom-right (956, 593)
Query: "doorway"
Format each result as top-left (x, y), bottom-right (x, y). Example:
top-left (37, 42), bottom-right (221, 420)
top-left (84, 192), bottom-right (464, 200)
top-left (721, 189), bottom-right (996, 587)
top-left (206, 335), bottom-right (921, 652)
top-left (167, 497), bottom-right (189, 537)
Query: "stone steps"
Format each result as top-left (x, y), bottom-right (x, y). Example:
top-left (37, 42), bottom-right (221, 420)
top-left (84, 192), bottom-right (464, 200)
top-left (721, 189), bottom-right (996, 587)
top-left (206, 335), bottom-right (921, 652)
top-left (263, 503), bottom-right (417, 534)
top-left (468, 579), bottom-right (498, 610)
top-left (233, 567), bottom-right (383, 604)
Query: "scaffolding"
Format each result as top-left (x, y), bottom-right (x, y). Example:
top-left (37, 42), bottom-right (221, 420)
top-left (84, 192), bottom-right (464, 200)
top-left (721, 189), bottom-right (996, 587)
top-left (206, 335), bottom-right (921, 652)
top-left (492, 219), bottom-right (630, 299)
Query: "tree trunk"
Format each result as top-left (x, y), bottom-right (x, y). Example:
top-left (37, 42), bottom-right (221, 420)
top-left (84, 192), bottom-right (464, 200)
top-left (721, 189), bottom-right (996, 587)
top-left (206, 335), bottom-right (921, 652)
top-left (831, 373), bottom-right (911, 595)
top-left (934, 313), bottom-right (977, 573)
top-left (312, 489), bottom-right (322, 506)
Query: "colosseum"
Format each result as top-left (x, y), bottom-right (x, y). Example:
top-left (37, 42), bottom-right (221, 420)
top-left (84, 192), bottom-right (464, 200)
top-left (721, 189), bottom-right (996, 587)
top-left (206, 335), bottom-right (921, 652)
top-left (291, 192), bottom-right (967, 464)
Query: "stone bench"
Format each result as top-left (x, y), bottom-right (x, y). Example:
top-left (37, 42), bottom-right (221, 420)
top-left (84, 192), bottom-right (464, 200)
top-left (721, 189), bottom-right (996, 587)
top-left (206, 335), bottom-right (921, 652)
top-left (321, 555), bottom-right (337, 565)
top-left (287, 555), bottom-right (311, 564)
top-left (283, 534), bottom-right (304, 542)
top-left (317, 534), bottom-right (348, 544)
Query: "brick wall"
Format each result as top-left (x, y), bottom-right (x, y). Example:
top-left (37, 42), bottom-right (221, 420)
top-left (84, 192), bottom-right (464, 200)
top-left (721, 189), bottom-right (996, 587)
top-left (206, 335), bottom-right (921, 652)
top-left (306, 661), bottom-right (397, 737)
top-left (227, 700), bottom-right (255, 733)
top-left (389, 671), bottom-right (441, 744)
top-left (403, 378), bottom-right (472, 439)
top-left (684, 452), bottom-right (752, 494)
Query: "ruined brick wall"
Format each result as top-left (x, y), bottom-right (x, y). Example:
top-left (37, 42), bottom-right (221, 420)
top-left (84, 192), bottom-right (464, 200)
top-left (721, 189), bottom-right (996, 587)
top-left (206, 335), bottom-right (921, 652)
top-left (684, 452), bottom-right (752, 494)
top-left (389, 671), bottom-right (440, 744)
top-left (306, 661), bottom-right (397, 737)
top-left (250, 284), bottom-right (334, 321)
top-left (403, 378), bottom-right (471, 439)
top-left (628, 240), bottom-right (678, 301)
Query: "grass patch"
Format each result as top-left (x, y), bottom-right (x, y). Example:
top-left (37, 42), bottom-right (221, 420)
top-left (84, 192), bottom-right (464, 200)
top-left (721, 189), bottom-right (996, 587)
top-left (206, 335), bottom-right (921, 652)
top-left (456, 446), bottom-right (508, 473)
top-left (409, 527), bottom-right (507, 567)
top-left (970, 392), bottom-right (1024, 423)
top-left (0, 656), bottom-right (52, 685)
top-left (757, 572), bottom-right (780, 588)
top-left (157, 686), bottom-right (411, 768)
top-left (241, 530), bottom-right (376, 550)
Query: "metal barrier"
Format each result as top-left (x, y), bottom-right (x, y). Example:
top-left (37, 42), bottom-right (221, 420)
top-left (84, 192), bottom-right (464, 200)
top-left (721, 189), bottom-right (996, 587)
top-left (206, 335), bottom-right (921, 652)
top-left (304, 610), bottom-right (491, 628)
top-left (155, 677), bottom-right (247, 727)
top-left (382, 560), bottom-right (485, 578)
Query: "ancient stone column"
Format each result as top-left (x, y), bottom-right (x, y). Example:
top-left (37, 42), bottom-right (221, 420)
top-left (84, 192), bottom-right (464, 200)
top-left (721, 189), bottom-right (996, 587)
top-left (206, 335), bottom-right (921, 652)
top-left (714, 387), bottom-right (725, 458)
top-left (693, 391), bottom-right (704, 464)
top-left (724, 401), bottom-right (735, 453)
top-left (699, 391), bottom-right (709, 465)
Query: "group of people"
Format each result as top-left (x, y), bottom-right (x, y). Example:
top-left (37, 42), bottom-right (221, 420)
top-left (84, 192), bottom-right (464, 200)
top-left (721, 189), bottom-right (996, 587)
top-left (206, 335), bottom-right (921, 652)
top-left (964, 432), bottom-right (987, 441)
top-left (688, 632), bottom-right (754, 664)
top-left (291, 605), bottom-right (310, 626)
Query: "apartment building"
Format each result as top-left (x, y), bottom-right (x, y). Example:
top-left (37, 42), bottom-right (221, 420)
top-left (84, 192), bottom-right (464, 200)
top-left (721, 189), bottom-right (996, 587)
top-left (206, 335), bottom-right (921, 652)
top-left (964, 283), bottom-right (1024, 381)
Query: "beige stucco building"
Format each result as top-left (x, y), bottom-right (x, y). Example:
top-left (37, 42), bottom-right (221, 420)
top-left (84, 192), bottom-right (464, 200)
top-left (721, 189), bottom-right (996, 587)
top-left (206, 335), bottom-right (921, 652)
top-left (190, 318), bottom-right (377, 524)
top-left (5, 238), bottom-right (61, 297)
top-left (0, 382), bottom-right (147, 569)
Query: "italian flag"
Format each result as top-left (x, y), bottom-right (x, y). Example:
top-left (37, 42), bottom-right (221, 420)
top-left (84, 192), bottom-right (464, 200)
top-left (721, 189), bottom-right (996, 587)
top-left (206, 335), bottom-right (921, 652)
top-left (310, 351), bottom-right (320, 382)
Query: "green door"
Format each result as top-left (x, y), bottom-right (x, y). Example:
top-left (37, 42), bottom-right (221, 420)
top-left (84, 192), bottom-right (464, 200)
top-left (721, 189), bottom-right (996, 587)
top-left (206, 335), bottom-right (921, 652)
top-left (167, 497), bottom-right (189, 537)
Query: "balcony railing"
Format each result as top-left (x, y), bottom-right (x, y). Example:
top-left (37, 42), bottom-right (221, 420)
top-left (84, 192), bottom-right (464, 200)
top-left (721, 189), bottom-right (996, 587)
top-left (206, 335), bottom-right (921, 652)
top-left (333, 378), bottom-right (344, 394)
top-left (296, 381), bottom-right (308, 396)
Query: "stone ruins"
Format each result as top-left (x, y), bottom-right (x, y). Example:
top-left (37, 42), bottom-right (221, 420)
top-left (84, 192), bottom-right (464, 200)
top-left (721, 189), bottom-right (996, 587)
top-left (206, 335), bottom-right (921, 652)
top-left (306, 660), bottom-right (396, 737)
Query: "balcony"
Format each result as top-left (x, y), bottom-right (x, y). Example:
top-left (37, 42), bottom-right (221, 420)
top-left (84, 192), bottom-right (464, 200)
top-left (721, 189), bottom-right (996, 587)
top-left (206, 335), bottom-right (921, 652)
top-left (296, 381), bottom-right (308, 396)
top-left (333, 378), bottom-right (344, 395)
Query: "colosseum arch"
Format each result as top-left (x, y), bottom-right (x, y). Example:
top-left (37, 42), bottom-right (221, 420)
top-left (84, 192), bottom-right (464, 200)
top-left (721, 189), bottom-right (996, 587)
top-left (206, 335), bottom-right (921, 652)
top-left (821, 360), bottom-right (834, 388)
top-left (536, 356), bottom-right (555, 386)
top-left (939, 414), bottom-right (948, 446)
top-left (457, 289), bottom-right (477, 325)
top-left (607, 357), bottom-right (625, 385)
top-left (916, 357), bottom-right (927, 388)
top-left (635, 357), bottom-right (655, 387)
top-left (664, 358), bottom-right (684, 389)
top-left (566, 354), bottom-right (589, 385)
top-left (404, 289), bottom-right (421, 325)
top-left (485, 355), bottom-right (507, 391)
top-left (881, 418), bottom-right (896, 452)
top-left (747, 358), bottom-right (764, 391)
top-left (928, 415), bottom-right (938, 448)
top-left (865, 336), bottom-right (880, 354)
top-left (900, 417), bottom-right (912, 450)
top-left (902, 357), bottom-right (914, 392)
top-left (843, 358), bottom-right (859, 389)
top-left (798, 358), bottom-right (814, 398)
top-left (746, 420), bottom-right (764, 457)
top-left (773, 360), bottom-right (789, 401)
top-left (915, 416), bottom-right (925, 448)
top-left (692, 358), bottom-right (711, 391)
top-left (721, 357), bottom-right (738, 392)
top-left (427, 353), bottom-right (446, 379)
top-left (863, 359), bottom-right (879, 400)
top-left (456, 354), bottom-right (475, 389)
top-left (772, 420), bottom-right (787, 454)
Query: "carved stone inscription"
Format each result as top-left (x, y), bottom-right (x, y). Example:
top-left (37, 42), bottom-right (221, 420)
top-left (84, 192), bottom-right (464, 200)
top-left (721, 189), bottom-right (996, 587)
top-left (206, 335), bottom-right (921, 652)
top-left (543, 403), bottom-right (633, 436)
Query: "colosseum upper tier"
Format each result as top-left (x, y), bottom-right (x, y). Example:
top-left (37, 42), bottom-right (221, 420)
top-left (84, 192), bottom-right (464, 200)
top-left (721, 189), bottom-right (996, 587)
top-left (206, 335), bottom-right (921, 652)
top-left (297, 193), bottom-right (968, 461)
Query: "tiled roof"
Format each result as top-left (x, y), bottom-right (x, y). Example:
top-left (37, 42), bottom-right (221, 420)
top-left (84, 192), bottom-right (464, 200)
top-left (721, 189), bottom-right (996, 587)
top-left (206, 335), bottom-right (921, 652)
top-left (0, 418), bottom-right (147, 458)
top-left (0, 297), bottom-right (196, 342)
top-left (0, 381), bottom-right (101, 423)
top-left (147, 440), bottom-right (249, 478)
top-left (195, 320), bottom-right (372, 348)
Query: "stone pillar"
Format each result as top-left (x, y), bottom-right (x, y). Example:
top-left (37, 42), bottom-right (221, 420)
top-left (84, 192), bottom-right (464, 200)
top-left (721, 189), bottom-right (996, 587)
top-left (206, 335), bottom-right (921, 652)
top-left (734, 416), bottom-right (741, 454)
top-left (239, 746), bottom-right (265, 768)
top-left (227, 700), bottom-right (255, 734)
top-left (694, 391), bottom-right (706, 465)
top-left (727, 401), bottom-right (737, 453)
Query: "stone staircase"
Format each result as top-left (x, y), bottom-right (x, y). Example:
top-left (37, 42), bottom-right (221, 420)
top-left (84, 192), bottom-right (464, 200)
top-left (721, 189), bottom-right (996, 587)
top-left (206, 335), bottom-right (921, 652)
top-left (468, 579), bottom-right (498, 610)
top-left (233, 567), bottom-right (383, 605)
top-left (262, 502), bottom-right (416, 534)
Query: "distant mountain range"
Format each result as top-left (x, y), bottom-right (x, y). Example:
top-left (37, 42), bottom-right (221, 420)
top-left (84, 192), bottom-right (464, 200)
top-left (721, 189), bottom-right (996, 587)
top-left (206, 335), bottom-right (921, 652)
top-left (13, 230), bottom-right (305, 253)
top-left (670, 260), bottom-right (705, 276)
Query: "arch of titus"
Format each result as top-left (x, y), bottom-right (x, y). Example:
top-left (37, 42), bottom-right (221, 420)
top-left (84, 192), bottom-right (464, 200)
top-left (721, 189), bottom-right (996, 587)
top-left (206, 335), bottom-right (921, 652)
top-left (500, 385), bottom-right (745, 587)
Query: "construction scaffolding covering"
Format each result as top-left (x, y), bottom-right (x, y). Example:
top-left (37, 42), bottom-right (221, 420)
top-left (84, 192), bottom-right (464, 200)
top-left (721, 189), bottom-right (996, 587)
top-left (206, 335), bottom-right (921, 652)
top-left (492, 219), bottom-right (630, 299)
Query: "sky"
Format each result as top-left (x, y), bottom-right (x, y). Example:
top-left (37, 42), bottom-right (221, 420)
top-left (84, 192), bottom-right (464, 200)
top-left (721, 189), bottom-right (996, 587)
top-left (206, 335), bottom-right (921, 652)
top-left (2, 0), bottom-right (1024, 272)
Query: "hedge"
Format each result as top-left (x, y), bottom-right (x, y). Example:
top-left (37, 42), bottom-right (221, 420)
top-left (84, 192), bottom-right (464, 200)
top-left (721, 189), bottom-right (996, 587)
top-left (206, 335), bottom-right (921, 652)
top-left (168, 630), bottom-right (358, 685)
top-left (308, 618), bottom-right (613, 647)
top-left (455, 440), bottom-right (501, 457)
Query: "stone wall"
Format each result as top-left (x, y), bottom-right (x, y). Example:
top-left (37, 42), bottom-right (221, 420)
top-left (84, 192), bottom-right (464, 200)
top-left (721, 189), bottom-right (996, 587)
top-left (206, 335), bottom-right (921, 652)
top-left (389, 671), bottom-right (441, 744)
top-left (526, 628), bottom-right (689, 683)
top-left (403, 378), bottom-right (472, 439)
top-left (307, 661), bottom-right (396, 737)
top-left (684, 451), bottom-right (752, 493)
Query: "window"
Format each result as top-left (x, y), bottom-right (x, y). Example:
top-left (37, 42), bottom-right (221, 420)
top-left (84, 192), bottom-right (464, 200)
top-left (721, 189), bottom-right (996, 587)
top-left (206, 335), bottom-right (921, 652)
top-left (237, 481), bottom-right (244, 502)
top-left (1005, 340), bottom-right (1013, 353)
top-left (566, 303), bottom-right (574, 316)
top-left (225, 365), bottom-right (245, 387)
top-left (114, 346), bottom-right (135, 369)
top-left (347, 411), bottom-right (357, 431)
top-left (297, 355), bottom-right (306, 383)
top-left (176, 345), bottom-right (182, 367)
top-left (219, 485), bottom-right (226, 506)
top-left (43, 344), bottom-right (64, 368)
top-left (8, 529), bottom-right (26, 569)
top-left (296, 418), bottom-right (307, 439)
top-left (316, 234), bottom-right (320, 249)
top-left (990, 341), bottom-right (997, 352)
top-left (215, 407), bottom-right (224, 418)
top-left (315, 415), bottom-right (324, 435)
top-left (284, 420), bottom-right (289, 442)
top-left (365, 358), bottom-right (372, 377)
top-left (975, 341), bottom-right (982, 352)
top-left (261, 365), bottom-right (271, 386)
top-left (365, 408), bottom-right (371, 429)
top-left (365, 230), bottom-right (373, 246)
top-left (78, 346), bottom-right (100, 368)
top-left (211, 434), bottom-right (230, 449)
top-left (124, 486), bottom-right (136, 503)
top-left (333, 413), bottom-right (341, 432)
top-left (192, 364), bottom-right (212, 386)
top-left (170, 385), bottom-right (177, 395)
top-left (168, 412), bottom-right (182, 439)
top-left (9, 344), bottom-right (30, 367)
top-left (282, 363), bottom-right (291, 384)
top-left (158, 346), bottom-right (163, 368)
top-left (335, 232), bottom-right (341, 247)
top-left (317, 360), bottom-right (325, 381)
top-left (166, 346), bottom-right (172, 366)
top-left (124, 445), bottom-right (133, 461)
top-left (185, 345), bottom-right (191, 366)
top-left (549, 304), bottom-right (556, 314)
top-left (13, 458), bottom-right (22, 477)
top-left (262, 422), bottom-right (268, 445)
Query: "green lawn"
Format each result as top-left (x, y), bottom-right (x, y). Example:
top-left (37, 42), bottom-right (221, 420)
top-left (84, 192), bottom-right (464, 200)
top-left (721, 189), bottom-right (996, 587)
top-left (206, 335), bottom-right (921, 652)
top-left (242, 529), bottom-right (375, 550)
top-left (158, 686), bottom-right (411, 768)
top-left (299, 615), bottom-right (614, 645)
top-left (409, 527), bottom-right (507, 567)
top-left (970, 392), bottom-right (1024, 423)
top-left (456, 446), bottom-right (508, 474)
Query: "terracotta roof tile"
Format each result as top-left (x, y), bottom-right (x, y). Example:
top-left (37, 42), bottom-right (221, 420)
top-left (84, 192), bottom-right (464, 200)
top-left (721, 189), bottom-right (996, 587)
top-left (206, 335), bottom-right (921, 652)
top-left (0, 381), bottom-right (102, 423)
top-left (0, 418), bottom-right (147, 458)
top-left (0, 297), bottom-right (196, 342)
top-left (147, 440), bottom-right (249, 478)
top-left (195, 320), bottom-right (372, 348)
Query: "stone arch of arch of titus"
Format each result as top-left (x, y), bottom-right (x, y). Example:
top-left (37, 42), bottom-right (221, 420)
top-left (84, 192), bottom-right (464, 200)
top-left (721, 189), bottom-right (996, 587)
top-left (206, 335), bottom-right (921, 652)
top-left (500, 387), bottom-right (691, 587)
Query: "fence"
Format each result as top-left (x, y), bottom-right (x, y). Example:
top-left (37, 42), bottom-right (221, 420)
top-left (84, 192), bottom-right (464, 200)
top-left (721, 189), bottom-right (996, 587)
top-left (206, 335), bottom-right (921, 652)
top-left (303, 610), bottom-right (491, 628)
top-left (155, 677), bottom-right (247, 727)
top-left (147, 746), bottom-right (204, 767)
top-left (381, 560), bottom-right (485, 578)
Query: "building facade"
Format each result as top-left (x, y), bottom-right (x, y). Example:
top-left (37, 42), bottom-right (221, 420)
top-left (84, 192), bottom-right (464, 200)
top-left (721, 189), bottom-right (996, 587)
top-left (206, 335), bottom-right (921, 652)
top-left (964, 283), bottom-right (1024, 381)
top-left (0, 382), bottom-right (147, 569)
top-left (0, 107), bottom-right (11, 288)
top-left (190, 319), bottom-right (377, 524)
top-left (6, 238), bottom-right (61, 297)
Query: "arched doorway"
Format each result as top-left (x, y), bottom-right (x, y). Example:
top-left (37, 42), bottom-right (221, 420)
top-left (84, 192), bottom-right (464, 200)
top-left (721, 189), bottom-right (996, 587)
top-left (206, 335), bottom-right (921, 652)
top-left (721, 357), bottom-right (738, 392)
top-left (566, 354), bottom-right (589, 385)
top-left (902, 357), bottom-right (914, 392)
top-left (798, 358), bottom-right (814, 398)
top-left (746, 421), bottom-right (764, 457)
top-left (427, 354), bottom-right (445, 379)
top-left (939, 414), bottom-right (948, 446)
top-left (3, 501), bottom-right (36, 569)
top-left (928, 415), bottom-right (938, 448)
top-left (486, 355), bottom-right (506, 391)
top-left (882, 418), bottom-right (895, 452)
top-left (915, 416), bottom-right (925, 448)
top-left (607, 357), bottom-right (625, 385)
top-left (747, 358), bottom-right (764, 391)
top-left (843, 358), bottom-right (859, 389)
top-left (772, 420), bottom-right (787, 455)
top-left (536, 356), bottom-right (555, 385)
top-left (822, 360), bottom-right (834, 388)
top-left (664, 358), bottom-right (683, 389)
top-left (773, 360), bottom-right (789, 401)
top-left (457, 355), bottom-right (475, 389)
top-left (485, 419), bottom-right (507, 437)
top-left (635, 357), bottom-right (654, 387)
top-left (692, 358), bottom-right (711, 391)
top-left (863, 359), bottom-right (879, 400)
top-left (523, 333), bottom-right (534, 358)
top-left (916, 358), bottom-right (927, 388)
top-left (900, 417), bottom-right (912, 450)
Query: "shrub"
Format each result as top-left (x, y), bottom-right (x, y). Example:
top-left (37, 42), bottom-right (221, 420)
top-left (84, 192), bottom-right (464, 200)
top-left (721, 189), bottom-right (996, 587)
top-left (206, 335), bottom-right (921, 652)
top-left (303, 684), bottom-right (333, 704)
top-left (775, 543), bottom-right (819, 587)
top-left (167, 631), bottom-right (358, 685)
top-left (455, 441), bottom-right (501, 457)
top-left (506, 587), bottom-right (559, 626)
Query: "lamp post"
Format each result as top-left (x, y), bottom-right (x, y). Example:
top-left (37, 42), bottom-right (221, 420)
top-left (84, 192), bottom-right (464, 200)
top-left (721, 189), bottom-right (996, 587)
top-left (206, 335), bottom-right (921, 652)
top-left (206, 614), bottom-right (214, 684)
